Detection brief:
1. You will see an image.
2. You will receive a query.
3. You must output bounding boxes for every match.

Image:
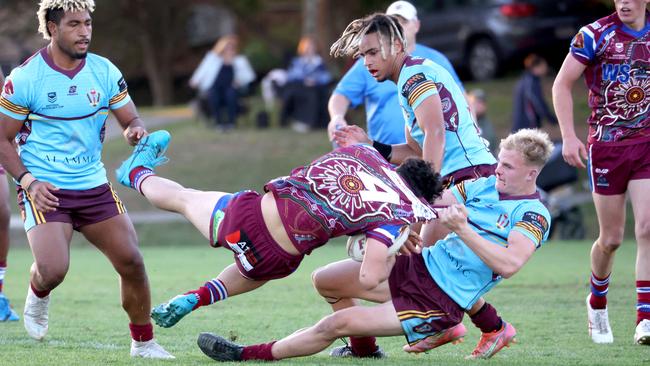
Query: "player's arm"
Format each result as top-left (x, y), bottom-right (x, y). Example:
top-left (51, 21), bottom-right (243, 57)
top-left (112, 101), bottom-right (147, 146)
top-left (552, 54), bottom-right (588, 168)
top-left (359, 238), bottom-right (393, 290)
top-left (440, 205), bottom-right (536, 278)
top-left (0, 113), bottom-right (59, 212)
top-left (413, 94), bottom-right (445, 173)
top-left (327, 93), bottom-right (351, 142)
top-left (420, 188), bottom-right (459, 245)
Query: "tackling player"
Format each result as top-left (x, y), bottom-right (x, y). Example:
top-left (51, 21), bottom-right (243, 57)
top-left (552, 0), bottom-right (650, 345)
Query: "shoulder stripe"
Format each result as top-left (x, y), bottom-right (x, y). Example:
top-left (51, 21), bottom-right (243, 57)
top-left (407, 81), bottom-right (437, 106)
top-left (515, 221), bottom-right (543, 244)
top-left (0, 97), bottom-right (29, 115)
top-left (456, 181), bottom-right (467, 202)
top-left (109, 89), bottom-right (128, 105)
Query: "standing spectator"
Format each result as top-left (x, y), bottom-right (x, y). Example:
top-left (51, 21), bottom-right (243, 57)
top-left (552, 0), bottom-right (650, 346)
top-left (327, 0), bottom-right (464, 146)
top-left (0, 71), bottom-right (18, 322)
top-left (469, 89), bottom-right (498, 151)
top-left (0, 0), bottom-right (173, 358)
top-left (512, 54), bottom-right (557, 133)
top-left (281, 35), bottom-right (332, 132)
top-left (189, 35), bottom-right (256, 131)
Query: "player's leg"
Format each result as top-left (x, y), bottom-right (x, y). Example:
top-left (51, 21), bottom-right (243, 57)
top-left (23, 222), bottom-right (73, 340)
top-left (312, 259), bottom-right (391, 358)
top-left (80, 214), bottom-right (173, 359)
top-left (0, 172), bottom-right (18, 321)
top-left (628, 179), bottom-right (650, 345)
top-left (151, 263), bottom-right (267, 328)
top-left (197, 301), bottom-right (403, 361)
top-left (587, 192), bottom-right (626, 343)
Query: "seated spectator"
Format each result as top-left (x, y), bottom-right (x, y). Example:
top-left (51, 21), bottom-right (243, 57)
top-left (189, 35), bottom-right (256, 131)
top-left (280, 35), bottom-right (332, 132)
top-left (511, 54), bottom-right (557, 133)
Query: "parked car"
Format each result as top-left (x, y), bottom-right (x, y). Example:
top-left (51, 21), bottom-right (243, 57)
top-left (413, 0), bottom-right (611, 80)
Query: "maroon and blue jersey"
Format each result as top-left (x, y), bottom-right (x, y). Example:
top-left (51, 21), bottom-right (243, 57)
top-left (570, 12), bottom-right (650, 144)
top-left (264, 144), bottom-right (437, 255)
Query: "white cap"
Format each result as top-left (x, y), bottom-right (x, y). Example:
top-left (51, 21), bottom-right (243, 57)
top-left (386, 1), bottom-right (418, 21)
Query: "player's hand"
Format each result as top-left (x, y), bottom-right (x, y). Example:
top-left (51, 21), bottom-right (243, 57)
top-left (562, 135), bottom-right (587, 169)
top-left (124, 126), bottom-right (148, 146)
top-left (399, 230), bottom-right (422, 256)
top-left (439, 204), bottom-right (469, 232)
top-left (333, 125), bottom-right (371, 147)
top-left (27, 180), bottom-right (59, 213)
top-left (327, 116), bottom-right (348, 143)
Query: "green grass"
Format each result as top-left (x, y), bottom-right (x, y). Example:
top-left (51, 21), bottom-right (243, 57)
top-left (1, 239), bottom-right (648, 365)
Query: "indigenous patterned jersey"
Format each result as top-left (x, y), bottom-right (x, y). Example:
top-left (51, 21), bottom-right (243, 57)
top-left (570, 12), bottom-right (650, 144)
top-left (397, 56), bottom-right (496, 177)
top-left (0, 48), bottom-right (131, 189)
top-left (265, 144), bottom-right (437, 255)
top-left (424, 176), bottom-right (551, 309)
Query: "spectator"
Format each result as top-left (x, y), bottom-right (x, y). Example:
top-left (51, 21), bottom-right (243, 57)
top-left (469, 89), bottom-right (498, 151)
top-left (281, 35), bottom-right (332, 132)
top-left (189, 35), bottom-right (256, 131)
top-left (511, 54), bottom-right (557, 133)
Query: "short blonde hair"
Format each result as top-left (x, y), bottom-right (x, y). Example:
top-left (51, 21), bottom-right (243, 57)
top-left (37, 0), bottom-right (96, 40)
top-left (499, 129), bottom-right (554, 167)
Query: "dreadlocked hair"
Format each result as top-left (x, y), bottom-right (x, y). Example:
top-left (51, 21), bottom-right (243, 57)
top-left (330, 13), bottom-right (406, 60)
top-left (37, 0), bottom-right (96, 40)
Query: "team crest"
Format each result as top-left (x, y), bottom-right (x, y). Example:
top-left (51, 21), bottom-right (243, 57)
top-left (2, 79), bottom-right (13, 96)
top-left (614, 42), bottom-right (624, 53)
top-left (68, 85), bottom-right (77, 95)
top-left (496, 213), bottom-right (509, 229)
top-left (571, 32), bottom-right (584, 49)
top-left (87, 89), bottom-right (100, 107)
top-left (47, 92), bottom-right (57, 103)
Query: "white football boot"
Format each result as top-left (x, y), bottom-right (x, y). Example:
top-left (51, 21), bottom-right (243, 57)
top-left (130, 339), bottom-right (175, 359)
top-left (634, 319), bottom-right (650, 345)
top-left (587, 294), bottom-right (613, 344)
top-left (23, 286), bottom-right (49, 340)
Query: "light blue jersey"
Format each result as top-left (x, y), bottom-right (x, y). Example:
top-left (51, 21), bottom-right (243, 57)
top-left (424, 176), bottom-right (551, 310)
top-left (0, 48), bottom-right (131, 189)
top-left (334, 44), bottom-right (462, 145)
top-left (397, 56), bottom-right (496, 177)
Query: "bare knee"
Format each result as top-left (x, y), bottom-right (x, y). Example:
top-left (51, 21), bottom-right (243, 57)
top-left (597, 230), bottom-right (624, 253)
top-left (34, 263), bottom-right (68, 289)
top-left (115, 251), bottom-right (147, 281)
top-left (635, 221), bottom-right (650, 243)
top-left (312, 268), bottom-right (337, 298)
top-left (313, 313), bottom-right (348, 340)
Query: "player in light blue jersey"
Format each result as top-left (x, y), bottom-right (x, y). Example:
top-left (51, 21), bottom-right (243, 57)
top-left (195, 129), bottom-right (554, 362)
top-left (327, 1), bottom-right (463, 146)
top-left (0, 0), bottom-right (172, 358)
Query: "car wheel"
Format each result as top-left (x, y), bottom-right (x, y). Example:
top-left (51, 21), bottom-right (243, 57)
top-left (467, 38), bottom-right (499, 81)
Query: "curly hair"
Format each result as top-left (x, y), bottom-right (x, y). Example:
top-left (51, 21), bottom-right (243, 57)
top-left (37, 0), bottom-right (95, 40)
top-left (330, 13), bottom-right (406, 60)
top-left (396, 158), bottom-right (442, 203)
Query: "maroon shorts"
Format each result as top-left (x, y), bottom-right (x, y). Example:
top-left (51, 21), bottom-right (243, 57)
top-left (17, 183), bottom-right (126, 232)
top-left (389, 253), bottom-right (463, 345)
top-left (215, 191), bottom-right (304, 281)
top-left (441, 163), bottom-right (496, 189)
top-left (588, 139), bottom-right (650, 195)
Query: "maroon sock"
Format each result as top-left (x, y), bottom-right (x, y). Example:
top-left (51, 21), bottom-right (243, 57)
top-left (637, 280), bottom-right (650, 324)
top-left (241, 341), bottom-right (277, 361)
top-left (129, 323), bottom-right (154, 342)
top-left (350, 336), bottom-right (378, 356)
top-left (129, 166), bottom-right (154, 193)
top-left (185, 287), bottom-right (212, 310)
top-left (470, 303), bottom-right (503, 333)
top-left (589, 272), bottom-right (610, 309)
top-left (30, 282), bottom-right (51, 298)
top-left (0, 260), bottom-right (5, 293)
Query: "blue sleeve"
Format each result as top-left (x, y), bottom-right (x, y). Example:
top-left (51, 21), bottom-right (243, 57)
top-left (106, 60), bottom-right (131, 110)
top-left (0, 68), bottom-right (31, 120)
top-left (512, 204), bottom-right (551, 249)
top-left (400, 65), bottom-right (439, 111)
top-left (366, 223), bottom-right (407, 247)
top-left (570, 26), bottom-right (595, 65)
top-left (333, 60), bottom-right (367, 108)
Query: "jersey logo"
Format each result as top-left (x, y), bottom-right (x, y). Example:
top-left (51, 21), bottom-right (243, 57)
top-left (47, 92), bottom-right (57, 103)
top-left (571, 32), bottom-right (584, 49)
top-left (118, 77), bottom-right (128, 92)
top-left (496, 213), bottom-right (509, 229)
top-left (68, 85), bottom-right (77, 96)
top-left (2, 79), bottom-right (14, 97)
top-left (521, 211), bottom-right (548, 233)
top-left (87, 89), bottom-right (100, 107)
top-left (602, 63), bottom-right (631, 82)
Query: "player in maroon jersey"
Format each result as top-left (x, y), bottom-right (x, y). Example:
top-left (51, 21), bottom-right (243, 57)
top-left (552, 0), bottom-right (650, 345)
top-left (115, 132), bottom-right (442, 329)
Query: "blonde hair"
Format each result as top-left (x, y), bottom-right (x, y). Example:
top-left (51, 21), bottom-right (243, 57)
top-left (499, 129), bottom-right (554, 167)
top-left (37, 0), bottom-right (96, 40)
top-left (330, 13), bottom-right (406, 60)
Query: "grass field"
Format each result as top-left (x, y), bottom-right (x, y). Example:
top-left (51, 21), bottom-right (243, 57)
top-left (0, 238), bottom-right (647, 365)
